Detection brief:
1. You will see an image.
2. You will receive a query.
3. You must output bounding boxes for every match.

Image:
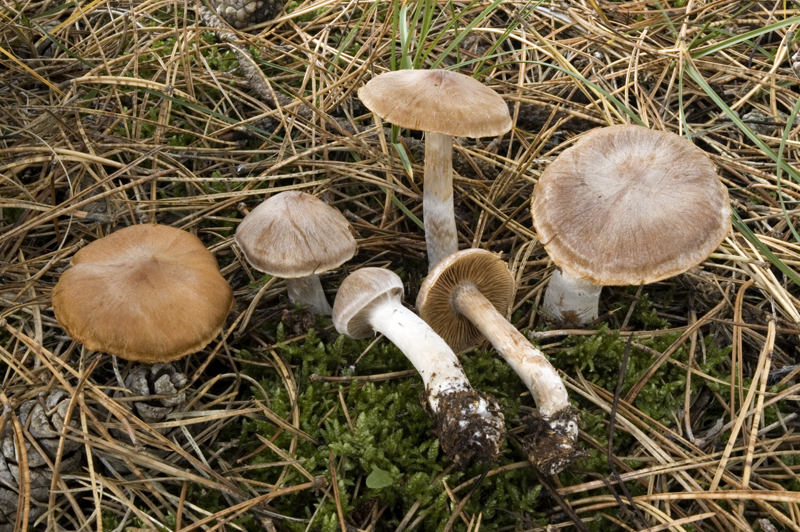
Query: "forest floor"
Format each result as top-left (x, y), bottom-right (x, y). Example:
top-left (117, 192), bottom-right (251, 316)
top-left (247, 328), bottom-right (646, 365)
top-left (2, 0), bottom-right (800, 530)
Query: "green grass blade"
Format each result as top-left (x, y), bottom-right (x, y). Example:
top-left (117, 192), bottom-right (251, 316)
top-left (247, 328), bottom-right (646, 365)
top-left (732, 211), bottom-right (800, 288)
top-left (691, 15), bottom-right (800, 59)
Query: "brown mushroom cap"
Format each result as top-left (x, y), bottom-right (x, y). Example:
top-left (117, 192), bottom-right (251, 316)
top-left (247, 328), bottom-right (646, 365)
top-left (235, 191), bottom-right (356, 278)
top-left (416, 249), bottom-right (514, 352)
top-left (358, 69), bottom-right (512, 138)
top-left (52, 224), bottom-right (234, 363)
top-left (332, 268), bottom-right (404, 339)
top-left (531, 125), bottom-right (731, 286)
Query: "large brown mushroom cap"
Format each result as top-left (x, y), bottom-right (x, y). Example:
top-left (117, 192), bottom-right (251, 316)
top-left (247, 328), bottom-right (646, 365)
top-left (531, 125), bottom-right (731, 286)
top-left (332, 268), bottom-right (404, 339)
top-left (52, 224), bottom-right (234, 363)
top-left (417, 249), bottom-right (514, 352)
top-left (235, 191), bottom-right (356, 278)
top-left (358, 69), bottom-right (512, 138)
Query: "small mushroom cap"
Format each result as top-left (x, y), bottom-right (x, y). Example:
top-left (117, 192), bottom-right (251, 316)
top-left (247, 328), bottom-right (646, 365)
top-left (52, 224), bottom-right (234, 363)
top-left (417, 249), bottom-right (514, 352)
top-left (235, 191), bottom-right (357, 278)
top-left (332, 268), bottom-right (404, 339)
top-left (531, 125), bottom-right (731, 286)
top-left (358, 69), bottom-right (512, 138)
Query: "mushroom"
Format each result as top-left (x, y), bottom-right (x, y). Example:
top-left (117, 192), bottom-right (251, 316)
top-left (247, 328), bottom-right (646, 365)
top-left (235, 191), bottom-right (357, 315)
top-left (52, 224), bottom-right (234, 364)
top-left (358, 69), bottom-right (512, 270)
top-left (417, 249), bottom-right (580, 475)
top-left (531, 125), bottom-right (731, 326)
top-left (332, 267), bottom-right (505, 467)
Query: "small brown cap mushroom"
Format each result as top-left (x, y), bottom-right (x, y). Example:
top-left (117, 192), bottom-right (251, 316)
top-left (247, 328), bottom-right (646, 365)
top-left (52, 224), bottom-right (234, 363)
top-left (332, 268), bottom-right (403, 339)
top-left (531, 125), bottom-right (731, 286)
top-left (235, 191), bottom-right (357, 278)
top-left (358, 69), bottom-right (512, 138)
top-left (416, 249), bottom-right (514, 352)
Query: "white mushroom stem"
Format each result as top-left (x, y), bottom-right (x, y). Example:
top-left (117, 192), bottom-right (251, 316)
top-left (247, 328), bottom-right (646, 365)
top-left (452, 283), bottom-right (575, 435)
top-left (541, 269), bottom-right (602, 326)
top-left (424, 132), bottom-right (458, 270)
top-left (285, 275), bottom-right (332, 315)
top-left (366, 294), bottom-right (474, 410)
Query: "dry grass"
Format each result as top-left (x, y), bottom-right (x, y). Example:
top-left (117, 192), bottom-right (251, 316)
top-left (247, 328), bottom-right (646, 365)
top-left (2, 0), bottom-right (800, 530)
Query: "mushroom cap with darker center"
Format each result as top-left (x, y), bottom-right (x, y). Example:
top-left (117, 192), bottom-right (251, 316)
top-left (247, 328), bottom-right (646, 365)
top-left (358, 69), bottom-right (512, 138)
top-left (531, 125), bottom-right (731, 286)
top-left (235, 191), bottom-right (357, 278)
top-left (417, 249), bottom-right (514, 352)
top-left (52, 224), bottom-right (234, 363)
top-left (332, 268), bottom-right (404, 338)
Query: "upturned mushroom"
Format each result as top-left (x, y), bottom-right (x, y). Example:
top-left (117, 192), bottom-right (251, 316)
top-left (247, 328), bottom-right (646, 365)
top-left (332, 267), bottom-right (505, 467)
top-left (417, 249), bottom-right (580, 475)
top-left (531, 125), bottom-right (731, 326)
top-left (358, 69), bottom-right (512, 270)
top-left (235, 190), bottom-right (357, 315)
top-left (52, 224), bottom-right (234, 364)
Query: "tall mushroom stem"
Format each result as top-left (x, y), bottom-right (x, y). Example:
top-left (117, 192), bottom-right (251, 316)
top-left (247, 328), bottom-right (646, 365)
top-left (541, 269), bottom-right (602, 326)
top-left (285, 275), bottom-right (332, 315)
top-left (423, 132), bottom-right (458, 270)
top-left (365, 294), bottom-right (505, 466)
top-left (452, 282), bottom-right (580, 474)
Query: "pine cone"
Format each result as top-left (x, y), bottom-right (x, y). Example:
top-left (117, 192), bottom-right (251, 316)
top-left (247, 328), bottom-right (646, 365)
top-left (124, 364), bottom-right (188, 425)
top-left (0, 391), bottom-right (81, 530)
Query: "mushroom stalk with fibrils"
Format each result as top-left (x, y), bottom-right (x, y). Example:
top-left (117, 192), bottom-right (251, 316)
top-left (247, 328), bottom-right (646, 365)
top-left (332, 267), bottom-right (505, 468)
top-left (358, 69), bottom-right (512, 270)
top-left (532, 125), bottom-right (731, 326)
top-left (417, 249), bottom-right (580, 475)
top-left (235, 191), bottom-right (357, 315)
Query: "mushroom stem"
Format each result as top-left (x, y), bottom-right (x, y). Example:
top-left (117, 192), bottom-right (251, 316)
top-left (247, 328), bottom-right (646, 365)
top-left (451, 282), bottom-right (580, 474)
top-left (424, 132), bottom-right (458, 270)
top-left (367, 293), bottom-right (478, 408)
top-left (285, 275), bottom-right (332, 315)
top-left (541, 269), bottom-right (602, 326)
top-left (365, 293), bottom-right (505, 466)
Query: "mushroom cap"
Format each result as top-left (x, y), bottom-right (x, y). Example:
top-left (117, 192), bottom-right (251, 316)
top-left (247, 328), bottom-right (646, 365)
top-left (417, 249), bottom-right (514, 352)
top-left (531, 125), bottom-right (731, 286)
top-left (235, 191), bottom-right (357, 278)
top-left (332, 268), bottom-right (404, 339)
top-left (52, 224), bottom-right (234, 363)
top-left (358, 69), bottom-right (512, 138)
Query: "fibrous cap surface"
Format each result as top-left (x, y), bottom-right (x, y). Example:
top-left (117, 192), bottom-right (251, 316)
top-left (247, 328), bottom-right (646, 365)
top-left (358, 69), bottom-right (512, 138)
top-left (52, 224), bottom-right (234, 363)
top-left (531, 125), bottom-right (731, 285)
top-left (235, 191), bottom-right (356, 278)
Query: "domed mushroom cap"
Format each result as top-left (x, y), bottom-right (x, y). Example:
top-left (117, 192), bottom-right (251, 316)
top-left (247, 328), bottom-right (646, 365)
top-left (531, 125), bottom-right (731, 286)
top-left (235, 191), bottom-right (356, 278)
top-left (52, 224), bottom-right (234, 363)
top-left (417, 249), bottom-right (514, 352)
top-left (332, 268), bottom-right (404, 339)
top-left (358, 69), bottom-right (512, 138)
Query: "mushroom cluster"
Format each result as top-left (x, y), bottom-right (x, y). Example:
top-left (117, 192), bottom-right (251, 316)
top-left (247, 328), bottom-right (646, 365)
top-left (49, 76), bottom-right (733, 481)
top-left (333, 267), bottom-right (505, 467)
